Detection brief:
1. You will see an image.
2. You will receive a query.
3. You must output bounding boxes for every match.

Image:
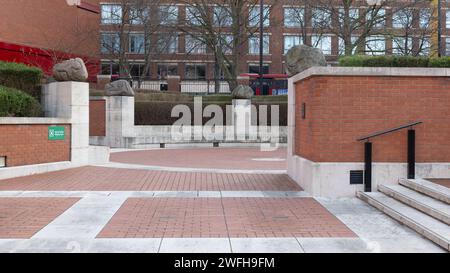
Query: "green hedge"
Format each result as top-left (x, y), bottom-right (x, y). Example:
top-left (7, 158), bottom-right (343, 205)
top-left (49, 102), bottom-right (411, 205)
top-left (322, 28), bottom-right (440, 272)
top-left (339, 56), bottom-right (450, 68)
top-left (135, 101), bottom-right (287, 126)
top-left (0, 85), bottom-right (42, 117)
top-left (0, 61), bottom-right (43, 97)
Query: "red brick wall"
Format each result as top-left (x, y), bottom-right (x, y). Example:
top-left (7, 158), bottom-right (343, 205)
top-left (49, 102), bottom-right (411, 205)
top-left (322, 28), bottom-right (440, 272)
top-left (0, 124), bottom-right (71, 167)
top-left (89, 100), bottom-right (106, 136)
top-left (295, 76), bottom-right (450, 163)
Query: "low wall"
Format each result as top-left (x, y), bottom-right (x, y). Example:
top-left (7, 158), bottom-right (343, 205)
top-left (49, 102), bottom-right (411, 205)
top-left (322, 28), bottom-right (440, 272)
top-left (0, 118), bottom-right (71, 167)
top-left (288, 67), bottom-right (450, 197)
top-left (0, 82), bottom-right (110, 180)
top-left (90, 96), bottom-right (287, 148)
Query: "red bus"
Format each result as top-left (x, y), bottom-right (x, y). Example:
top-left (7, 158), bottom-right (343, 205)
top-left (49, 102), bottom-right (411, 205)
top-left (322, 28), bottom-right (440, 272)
top-left (240, 73), bottom-right (289, 96)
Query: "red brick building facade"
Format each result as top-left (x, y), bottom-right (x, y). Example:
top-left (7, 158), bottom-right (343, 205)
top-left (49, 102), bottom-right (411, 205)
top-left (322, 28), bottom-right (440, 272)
top-left (0, 0), bottom-right (101, 80)
top-left (99, 1), bottom-right (450, 80)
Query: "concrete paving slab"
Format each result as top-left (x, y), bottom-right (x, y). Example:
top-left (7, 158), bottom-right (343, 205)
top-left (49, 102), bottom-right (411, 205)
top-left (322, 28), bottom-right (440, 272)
top-left (32, 197), bottom-right (126, 239)
top-left (86, 239), bottom-right (162, 253)
top-left (297, 238), bottom-right (372, 253)
top-left (159, 238), bottom-right (231, 253)
top-left (220, 191), bottom-right (265, 197)
top-left (231, 238), bottom-right (304, 253)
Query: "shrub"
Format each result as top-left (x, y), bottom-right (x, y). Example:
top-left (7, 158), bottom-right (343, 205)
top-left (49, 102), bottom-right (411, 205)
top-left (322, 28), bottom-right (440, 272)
top-left (0, 85), bottom-right (42, 117)
top-left (135, 101), bottom-right (287, 126)
top-left (0, 61), bottom-right (43, 97)
top-left (339, 55), bottom-right (434, 68)
top-left (428, 57), bottom-right (450, 67)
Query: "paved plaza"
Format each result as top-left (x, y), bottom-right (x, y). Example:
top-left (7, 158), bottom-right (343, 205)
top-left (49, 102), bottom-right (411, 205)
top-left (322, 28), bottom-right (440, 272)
top-left (0, 148), bottom-right (445, 253)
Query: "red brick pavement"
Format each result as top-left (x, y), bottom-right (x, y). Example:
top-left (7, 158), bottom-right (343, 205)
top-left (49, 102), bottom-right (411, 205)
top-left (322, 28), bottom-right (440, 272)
top-left (110, 148), bottom-right (287, 170)
top-left (0, 198), bottom-right (79, 238)
top-left (97, 198), bottom-right (356, 238)
top-left (428, 179), bottom-right (450, 188)
top-left (0, 166), bottom-right (301, 191)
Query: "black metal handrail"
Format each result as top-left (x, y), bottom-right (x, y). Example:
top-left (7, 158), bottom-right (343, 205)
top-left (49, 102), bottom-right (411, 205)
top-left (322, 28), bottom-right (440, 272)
top-left (357, 121), bottom-right (423, 192)
top-left (357, 121), bottom-right (423, 142)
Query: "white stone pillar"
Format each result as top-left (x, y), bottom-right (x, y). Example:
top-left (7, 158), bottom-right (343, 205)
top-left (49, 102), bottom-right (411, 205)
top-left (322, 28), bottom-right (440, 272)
top-left (106, 96), bottom-right (136, 148)
top-left (42, 82), bottom-right (89, 166)
top-left (232, 99), bottom-right (252, 141)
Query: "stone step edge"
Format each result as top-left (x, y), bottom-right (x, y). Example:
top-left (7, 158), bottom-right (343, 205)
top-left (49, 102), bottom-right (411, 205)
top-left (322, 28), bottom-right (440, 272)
top-left (357, 191), bottom-right (450, 252)
top-left (399, 179), bottom-right (450, 205)
top-left (379, 185), bottom-right (450, 226)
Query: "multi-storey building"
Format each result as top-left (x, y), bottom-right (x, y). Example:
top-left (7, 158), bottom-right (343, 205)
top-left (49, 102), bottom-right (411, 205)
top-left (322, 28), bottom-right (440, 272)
top-left (99, 1), bottom-right (450, 81)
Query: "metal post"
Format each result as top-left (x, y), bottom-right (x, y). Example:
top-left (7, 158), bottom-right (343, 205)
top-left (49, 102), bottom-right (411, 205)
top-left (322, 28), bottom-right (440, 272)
top-left (438, 0), bottom-right (442, 57)
top-left (259, 0), bottom-right (264, 94)
top-left (364, 142), bottom-right (372, 192)
top-left (408, 129), bottom-right (416, 179)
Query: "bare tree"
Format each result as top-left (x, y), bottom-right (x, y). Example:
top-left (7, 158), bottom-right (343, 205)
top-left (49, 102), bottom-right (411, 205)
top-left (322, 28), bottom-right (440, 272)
top-left (285, 0), bottom-right (436, 56)
top-left (178, 0), bottom-right (279, 91)
top-left (101, 0), bottom-right (175, 78)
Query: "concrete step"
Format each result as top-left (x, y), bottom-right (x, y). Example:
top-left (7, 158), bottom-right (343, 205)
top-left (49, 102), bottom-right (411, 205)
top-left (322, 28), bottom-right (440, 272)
top-left (357, 191), bottom-right (450, 251)
top-left (379, 185), bottom-right (450, 225)
top-left (399, 179), bottom-right (450, 205)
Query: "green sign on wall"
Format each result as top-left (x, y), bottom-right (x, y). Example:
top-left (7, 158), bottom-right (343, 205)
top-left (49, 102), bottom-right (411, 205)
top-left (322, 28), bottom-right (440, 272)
top-left (48, 126), bottom-right (65, 141)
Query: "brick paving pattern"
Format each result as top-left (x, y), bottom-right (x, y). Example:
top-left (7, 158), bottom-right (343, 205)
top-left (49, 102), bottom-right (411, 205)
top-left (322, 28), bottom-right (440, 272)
top-left (0, 166), bottom-right (300, 191)
top-left (110, 148), bottom-right (287, 170)
top-left (0, 198), bottom-right (79, 238)
top-left (97, 198), bottom-right (356, 238)
top-left (428, 179), bottom-right (450, 188)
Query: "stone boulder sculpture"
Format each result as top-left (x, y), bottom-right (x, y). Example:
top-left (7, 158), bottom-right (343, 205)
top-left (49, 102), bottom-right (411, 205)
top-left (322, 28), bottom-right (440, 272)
top-left (285, 45), bottom-right (327, 76)
top-left (53, 58), bottom-right (88, 82)
top-left (105, 80), bottom-right (135, 96)
top-left (231, 85), bottom-right (253, 100)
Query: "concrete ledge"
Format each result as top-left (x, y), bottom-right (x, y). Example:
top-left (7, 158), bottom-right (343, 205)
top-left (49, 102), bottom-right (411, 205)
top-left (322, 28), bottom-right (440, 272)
top-left (289, 67), bottom-right (450, 84)
top-left (0, 117), bottom-right (71, 125)
top-left (89, 146), bottom-right (110, 165)
top-left (0, 161), bottom-right (74, 180)
top-left (288, 155), bottom-right (450, 198)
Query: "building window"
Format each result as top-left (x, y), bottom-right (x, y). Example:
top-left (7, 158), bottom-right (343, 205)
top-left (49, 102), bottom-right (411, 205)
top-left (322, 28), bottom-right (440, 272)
top-left (284, 7), bottom-right (304, 27)
top-left (338, 8), bottom-right (359, 25)
top-left (186, 6), bottom-right (203, 26)
top-left (129, 6), bottom-right (149, 25)
top-left (393, 9), bottom-right (413, 29)
top-left (445, 37), bottom-right (450, 55)
top-left (366, 8), bottom-right (385, 28)
top-left (129, 33), bottom-right (145, 54)
top-left (420, 9), bottom-right (431, 29)
top-left (365, 36), bottom-right (386, 55)
top-left (219, 34), bottom-right (234, 54)
top-left (159, 5), bottom-right (178, 25)
top-left (101, 33), bottom-right (120, 54)
top-left (249, 35), bottom-right (270, 55)
top-left (284, 35), bottom-right (302, 54)
top-left (311, 35), bottom-right (332, 55)
top-left (101, 62), bottom-right (120, 75)
top-left (446, 10), bottom-right (450, 29)
top-left (185, 35), bottom-right (207, 54)
top-left (248, 64), bottom-right (269, 74)
top-left (214, 6), bottom-right (232, 27)
top-left (158, 63), bottom-right (178, 79)
top-left (185, 64), bottom-right (206, 79)
top-left (130, 64), bottom-right (150, 77)
top-left (338, 37), bottom-right (358, 55)
top-left (157, 34), bottom-right (178, 53)
top-left (249, 5), bottom-right (270, 27)
top-left (392, 37), bottom-right (413, 55)
top-left (101, 4), bottom-right (122, 24)
top-left (418, 37), bottom-right (431, 56)
top-left (312, 8), bottom-right (331, 28)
